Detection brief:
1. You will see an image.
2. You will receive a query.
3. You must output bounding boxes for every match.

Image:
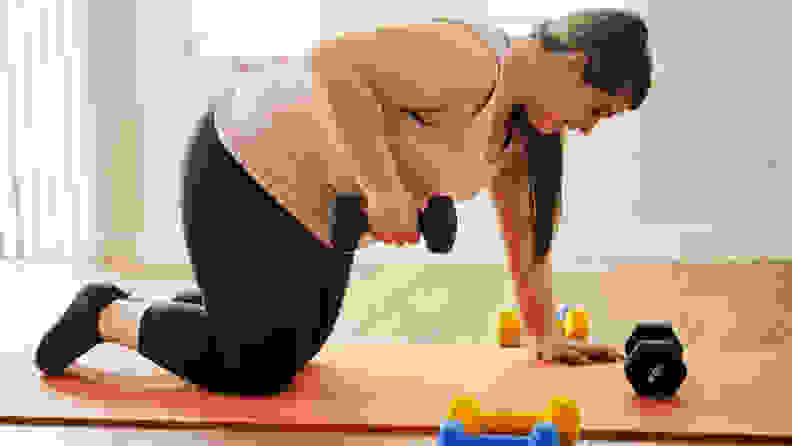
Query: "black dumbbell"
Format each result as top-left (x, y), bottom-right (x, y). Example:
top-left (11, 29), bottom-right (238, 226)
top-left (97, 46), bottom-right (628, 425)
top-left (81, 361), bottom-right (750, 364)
top-left (173, 290), bottom-right (204, 307)
top-left (329, 193), bottom-right (458, 255)
top-left (419, 195), bottom-right (458, 253)
top-left (624, 321), bottom-right (688, 400)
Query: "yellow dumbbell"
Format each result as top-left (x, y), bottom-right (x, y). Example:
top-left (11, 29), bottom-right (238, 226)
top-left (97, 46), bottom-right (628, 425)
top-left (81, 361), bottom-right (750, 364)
top-left (447, 395), bottom-right (581, 446)
top-left (497, 309), bottom-right (522, 348)
top-left (563, 306), bottom-right (590, 342)
top-left (544, 396), bottom-right (582, 444)
top-left (447, 395), bottom-right (484, 434)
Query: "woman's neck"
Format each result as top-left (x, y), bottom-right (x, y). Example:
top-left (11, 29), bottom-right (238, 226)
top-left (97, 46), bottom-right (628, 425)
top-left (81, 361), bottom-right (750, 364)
top-left (494, 38), bottom-right (545, 121)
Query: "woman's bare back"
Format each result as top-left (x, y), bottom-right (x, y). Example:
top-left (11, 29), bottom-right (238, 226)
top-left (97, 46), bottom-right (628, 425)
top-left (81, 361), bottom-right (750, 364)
top-left (221, 23), bottom-right (514, 247)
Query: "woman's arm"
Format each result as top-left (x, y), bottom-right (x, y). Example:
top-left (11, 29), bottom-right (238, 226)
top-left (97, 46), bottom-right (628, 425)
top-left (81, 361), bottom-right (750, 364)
top-left (490, 153), bottom-right (560, 342)
top-left (492, 129), bottom-right (625, 364)
top-left (311, 41), bottom-right (404, 197)
top-left (311, 24), bottom-right (495, 197)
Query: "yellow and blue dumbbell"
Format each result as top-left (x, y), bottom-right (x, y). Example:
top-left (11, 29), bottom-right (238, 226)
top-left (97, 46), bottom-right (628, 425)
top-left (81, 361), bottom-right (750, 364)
top-left (555, 304), bottom-right (570, 332)
top-left (446, 396), bottom-right (581, 446)
top-left (438, 419), bottom-right (559, 445)
top-left (556, 304), bottom-right (590, 343)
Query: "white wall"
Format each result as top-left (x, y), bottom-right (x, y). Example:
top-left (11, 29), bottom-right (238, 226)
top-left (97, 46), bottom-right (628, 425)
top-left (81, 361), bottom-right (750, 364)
top-left (134, 0), bottom-right (236, 265)
top-left (132, 0), bottom-right (788, 272)
top-left (134, 0), bottom-right (321, 265)
top-left (634, 2), bottom-right (792, 262)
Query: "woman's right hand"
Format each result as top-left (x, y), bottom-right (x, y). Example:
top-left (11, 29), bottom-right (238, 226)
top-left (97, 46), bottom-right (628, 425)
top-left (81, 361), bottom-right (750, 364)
top-left (364, 188), bottom-right (421, 246)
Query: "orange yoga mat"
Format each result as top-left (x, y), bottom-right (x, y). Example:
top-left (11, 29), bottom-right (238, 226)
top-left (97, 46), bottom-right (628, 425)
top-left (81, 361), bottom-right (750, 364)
top-left (1, 343), bottom-right (790, 443)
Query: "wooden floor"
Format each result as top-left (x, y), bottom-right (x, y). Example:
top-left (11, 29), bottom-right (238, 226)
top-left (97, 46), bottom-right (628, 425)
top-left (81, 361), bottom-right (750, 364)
top-left (9, 426), bottom-right (784, 446)
top-left (0, 426), bottom-right (696, 446)
top-left (3, 262), bottom-right (791, 444)
top-left (4, 343), bottom-right (791, 444)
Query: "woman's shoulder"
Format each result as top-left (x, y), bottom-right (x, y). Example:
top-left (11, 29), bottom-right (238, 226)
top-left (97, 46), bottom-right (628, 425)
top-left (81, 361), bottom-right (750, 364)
top-left (431, 18), bottom-right (511, 57)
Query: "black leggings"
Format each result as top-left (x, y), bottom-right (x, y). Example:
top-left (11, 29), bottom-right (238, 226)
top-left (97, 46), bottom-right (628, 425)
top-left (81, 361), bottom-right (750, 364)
top-left (137, 110), bottom-right (352, 396)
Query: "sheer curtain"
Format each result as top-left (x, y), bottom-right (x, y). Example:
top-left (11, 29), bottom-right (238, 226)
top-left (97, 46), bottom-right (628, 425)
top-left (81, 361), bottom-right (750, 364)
top-left (1, 0), bottom-right (87, 262)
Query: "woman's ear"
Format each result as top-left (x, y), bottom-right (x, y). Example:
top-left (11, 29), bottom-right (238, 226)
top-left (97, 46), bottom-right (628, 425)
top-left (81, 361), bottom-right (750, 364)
top-left (563, 50), bottom-right (588, 74)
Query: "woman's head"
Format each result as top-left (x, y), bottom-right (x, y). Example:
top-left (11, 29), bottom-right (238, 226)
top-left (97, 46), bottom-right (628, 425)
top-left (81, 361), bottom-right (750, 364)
top-left (510, 9), bottom-right (652, 135)
top-left (509, 9), bottom-right (652, 261)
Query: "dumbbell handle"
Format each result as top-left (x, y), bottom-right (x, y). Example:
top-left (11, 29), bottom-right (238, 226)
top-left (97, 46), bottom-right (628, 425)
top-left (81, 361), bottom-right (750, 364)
top-left (330, 193), bottom-right (456, 254)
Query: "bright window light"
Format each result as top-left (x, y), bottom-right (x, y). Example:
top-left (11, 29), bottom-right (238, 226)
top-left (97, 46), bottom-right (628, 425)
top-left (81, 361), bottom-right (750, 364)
top-left (488, 0), bottom-right (627, 20)
top-left (192, 0), bottom-right (321, 57)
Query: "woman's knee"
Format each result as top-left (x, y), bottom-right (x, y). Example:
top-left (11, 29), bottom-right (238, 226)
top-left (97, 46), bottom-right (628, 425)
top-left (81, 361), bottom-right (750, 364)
top-left (138, 301), bottom-right (214, 374)
top-left (208, 369), bottom-right (295, 396)
top-left (207, 342), bottom-right (299, 395)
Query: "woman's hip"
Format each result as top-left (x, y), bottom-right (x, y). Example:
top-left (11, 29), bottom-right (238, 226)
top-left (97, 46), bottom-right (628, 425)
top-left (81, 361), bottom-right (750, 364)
top-left (180, 110), bottom-right (353, 312)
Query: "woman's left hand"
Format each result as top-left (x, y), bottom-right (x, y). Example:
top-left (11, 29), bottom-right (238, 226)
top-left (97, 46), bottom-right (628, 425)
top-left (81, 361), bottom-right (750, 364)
top-left (541, 340), bottom-right (626, 365)
top-left (535, 327), bottom-right (625, 365)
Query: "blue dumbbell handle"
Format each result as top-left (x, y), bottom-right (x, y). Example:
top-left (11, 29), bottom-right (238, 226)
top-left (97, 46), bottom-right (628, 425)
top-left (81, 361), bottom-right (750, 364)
top-left (437, 420), bottom-right (560, 446)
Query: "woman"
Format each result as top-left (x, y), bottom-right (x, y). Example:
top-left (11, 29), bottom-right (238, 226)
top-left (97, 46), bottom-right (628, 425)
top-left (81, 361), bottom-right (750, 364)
top-left (35, 9), bottom-right (652, 396)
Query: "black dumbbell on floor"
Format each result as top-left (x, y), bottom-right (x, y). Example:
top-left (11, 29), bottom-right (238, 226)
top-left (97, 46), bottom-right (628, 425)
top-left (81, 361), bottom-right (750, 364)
top-left (329, 193), bottom-right (458, 255)
top-left (624, 321), bottom-right (688, 400)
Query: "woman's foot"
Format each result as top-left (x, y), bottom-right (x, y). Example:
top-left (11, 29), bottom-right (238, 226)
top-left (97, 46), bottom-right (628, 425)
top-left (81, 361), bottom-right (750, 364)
top-left (34, 283), bottom-right (129, 376)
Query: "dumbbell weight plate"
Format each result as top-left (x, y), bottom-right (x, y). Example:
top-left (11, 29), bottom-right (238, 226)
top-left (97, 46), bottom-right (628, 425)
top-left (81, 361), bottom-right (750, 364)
top-left (625, 360), bottom-right (688, 400)
top-left (625, 339), bottom-right (687, 399)
top-left (625, 320), bottom-right (681, 357)
top-left (420, 196), bottom-right (458, 254)
top-left (328, 194), bottom-right (369, 254)
top-left (624, 322), bottom-right (687, 399)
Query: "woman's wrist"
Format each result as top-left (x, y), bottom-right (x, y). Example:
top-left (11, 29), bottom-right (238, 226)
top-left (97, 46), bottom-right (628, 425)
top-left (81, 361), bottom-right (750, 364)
top-left (515, 271), bottom-right (556, 338)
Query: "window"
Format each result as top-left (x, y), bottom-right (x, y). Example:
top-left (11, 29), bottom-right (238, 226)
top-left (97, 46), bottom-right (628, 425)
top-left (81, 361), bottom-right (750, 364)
top-left (192, 0), bottom-right (322, 57)
top-left (2, 1), bottom-right (86, 260)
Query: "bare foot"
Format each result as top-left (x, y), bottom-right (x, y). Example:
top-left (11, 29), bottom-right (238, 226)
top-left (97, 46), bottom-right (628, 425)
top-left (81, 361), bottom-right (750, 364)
top-left (64, 364), bottom-right (200, 392)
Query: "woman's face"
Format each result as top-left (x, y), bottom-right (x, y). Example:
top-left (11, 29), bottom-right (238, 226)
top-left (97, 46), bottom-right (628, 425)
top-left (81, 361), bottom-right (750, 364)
top-left (525, 49), bottom-right (632, 136)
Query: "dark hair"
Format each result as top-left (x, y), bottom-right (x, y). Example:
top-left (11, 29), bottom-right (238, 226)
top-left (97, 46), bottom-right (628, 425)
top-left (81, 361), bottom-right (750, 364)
top-left (517, 9), bottom-right (652, 261)
top-left (532, 9), bottom-right (652, 110)
top-left (510, 106), bottom-right (563, 262)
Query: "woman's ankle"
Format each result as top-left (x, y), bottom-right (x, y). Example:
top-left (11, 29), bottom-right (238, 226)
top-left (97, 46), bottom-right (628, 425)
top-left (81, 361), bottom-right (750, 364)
top-left (98, 299), bottom-right (148, 349)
